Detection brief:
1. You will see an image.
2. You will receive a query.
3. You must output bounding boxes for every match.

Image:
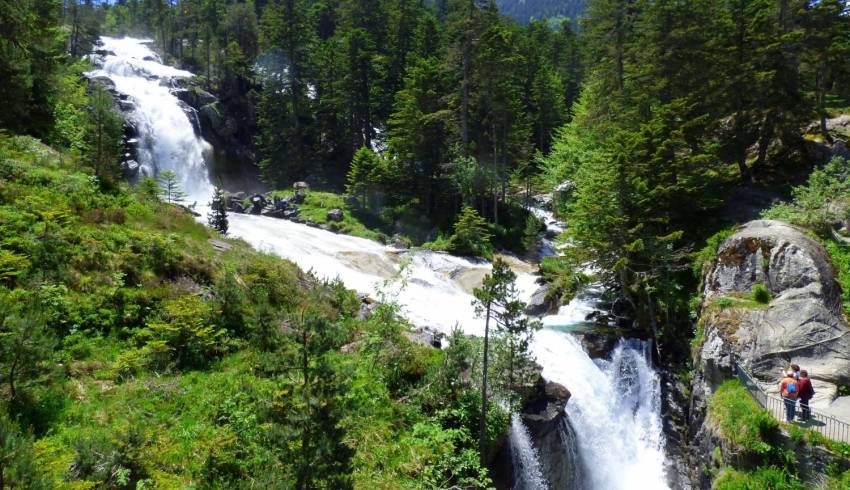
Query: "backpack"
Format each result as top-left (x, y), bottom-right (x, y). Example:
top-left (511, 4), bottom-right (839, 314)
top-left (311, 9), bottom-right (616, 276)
top-left (786, 380), bottom-right (798, 399)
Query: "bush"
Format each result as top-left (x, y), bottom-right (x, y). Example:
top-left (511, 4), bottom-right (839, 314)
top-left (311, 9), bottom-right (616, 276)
top-left (448, 206), bottom-right (493, 259)
top-left (714, 466), bottom-right (805, 490)
top-left (140, 295), bottom-right (227, 368)
top-left (752, 283), bottom-right (772, 304)
top-left (692, 227), bottom-right (736, 278)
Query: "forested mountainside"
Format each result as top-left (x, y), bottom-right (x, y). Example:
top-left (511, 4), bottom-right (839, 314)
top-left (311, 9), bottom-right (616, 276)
top-left (496, 0), bottom-right (586, 25)
top-left (4, 0), bottom-right (850, 487)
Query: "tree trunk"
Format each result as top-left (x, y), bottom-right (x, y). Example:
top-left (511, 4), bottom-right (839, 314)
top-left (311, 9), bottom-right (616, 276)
top-left (461, 38), bottom-right (470, 156)
top-left (300, 327), bottom-right (311, 490)
top-left (492, 122), bottom-right (498, 225)
top-left (755, 113), bottom-right (775, 170)
top-left (479, 302), bottom-right (491, 466)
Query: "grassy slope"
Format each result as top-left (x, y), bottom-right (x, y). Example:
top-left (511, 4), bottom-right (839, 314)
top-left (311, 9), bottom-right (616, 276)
top-left (0, 135), bottom-right (497, 489)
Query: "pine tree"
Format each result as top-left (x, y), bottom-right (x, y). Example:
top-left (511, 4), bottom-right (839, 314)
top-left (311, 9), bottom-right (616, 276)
top-left (271, 313), bottom-right (354, 489)
top-left (346, 146), bottom-right (384, 208)
top-left (158, 170), bottom-right (187, 204)
top-left (207, 185), bottom-right (229, 235)
top-left (0, 294), bottom-right (55, 404)
top-left (86, 86), bottom-right (124, 189)
top-left (0, 414), bottom-right (47, 489)
top-left (449, 206), bottom-right (492, 258)
top-left (472, 258), bottom-right (515, 466)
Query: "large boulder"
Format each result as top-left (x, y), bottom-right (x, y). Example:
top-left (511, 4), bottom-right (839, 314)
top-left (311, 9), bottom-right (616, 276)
top-left (698, 219), bottom-right (850, 403)
top-left (526, 283), bottom-right (553, 316)
top-left (327, 209), bottom-right (344, 222)
top-left (519, 379), bottom-right (578, 490)
top-left (174, 87), bottom-right (217, 110)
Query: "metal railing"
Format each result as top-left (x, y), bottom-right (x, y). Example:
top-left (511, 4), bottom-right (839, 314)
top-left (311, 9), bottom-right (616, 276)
top-left (735, 363), bottom-right (850, 443)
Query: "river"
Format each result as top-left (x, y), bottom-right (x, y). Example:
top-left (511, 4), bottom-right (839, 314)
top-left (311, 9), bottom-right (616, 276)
top-left (90, 36), bottom-right (670, 490)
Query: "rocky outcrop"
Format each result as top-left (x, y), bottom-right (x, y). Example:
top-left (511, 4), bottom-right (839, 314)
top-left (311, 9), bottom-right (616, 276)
top-left (688, 219), bottom-right (850, 488)
top-left (698, 220), bottom-right (850, 398)
top-left (519, 379), bottom-right (578, 489)
top-left (526, 283), bottom-right (555, 316)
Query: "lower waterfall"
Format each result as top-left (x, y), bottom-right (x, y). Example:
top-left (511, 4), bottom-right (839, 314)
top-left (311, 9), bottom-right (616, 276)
top-left (508, 413), bottom-right (548, 490)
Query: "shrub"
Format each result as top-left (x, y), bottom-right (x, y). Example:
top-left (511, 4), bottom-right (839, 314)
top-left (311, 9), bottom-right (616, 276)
top-left (448, 206), bottom-right (492, 259)
top-left (752, 283), bottom-right (772, 304)
top-left (141, 295), bottom-right (227, 368)
top-left (714, 466), bottom-right (804, 490)
top-left (692, 227), bottom-right (736, 278)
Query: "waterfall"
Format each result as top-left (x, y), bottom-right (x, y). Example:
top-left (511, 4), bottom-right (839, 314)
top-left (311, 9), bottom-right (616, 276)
top-left (532, 330), bottom-right (668, 489)
top-left (87, 37), bottom-right (214, 202)
top-left (509, 413), bottom-right (548, 490)
top-left (556, 416), bottom-right (585, 489)
top-left (97, 36), bottom-right (670, 489)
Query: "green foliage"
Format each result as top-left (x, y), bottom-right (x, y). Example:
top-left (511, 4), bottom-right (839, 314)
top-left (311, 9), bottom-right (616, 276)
top-left (521, 213), bottom-right (542, 257)
top-left (825, 240), bottom-right (850, 314)
top-left (0, 413), bottom-right (48, 489)
top-left (693, 227), bottom-right (737, 278)
top-left (752, 283), bottom-right (772, 304)
top-left (347, 147), bottom-right (387, 209)
top-left (0, 0), bottom-right (63, 136)
top-left (0, 291), bottom-right (56, 405)
top-left (713, 466), bottom-right (805, 490)
top-left (449, 206), bottom-right (493, 259)
top-left (709, 380), bottom-right (781, 457)
top-left (0, 135), bottom-right (496, 488)
top-left (762, 157), bottom-right (850, 235)
top-left (140, 295), bottom-right (227, 369)
top-left (539, 255), bottom-right (587, 306)
top-left (85, 86), bottom-right (124, 190)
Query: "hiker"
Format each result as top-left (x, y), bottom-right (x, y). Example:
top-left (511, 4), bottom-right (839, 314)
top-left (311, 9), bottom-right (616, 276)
top-left (780, 370), bottom-right (799, 422)
top-left (797, 370), bottom-right (816, 421)
top-left (789, 363), bottom-right (801, 380)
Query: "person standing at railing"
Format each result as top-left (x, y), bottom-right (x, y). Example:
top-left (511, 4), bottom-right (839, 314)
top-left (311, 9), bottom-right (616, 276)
top-left (797, 370), bottom-right (815, 421)
top-left (780, 370), bottom-right (800, 422)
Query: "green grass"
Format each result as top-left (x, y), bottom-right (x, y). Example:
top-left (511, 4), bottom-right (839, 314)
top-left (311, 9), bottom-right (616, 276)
top-left (713, 466), bottom-right (805, 490)
top-left (709, 380), bottom-right (780, 455)
top-left (269, 189), bottom-right (389, 241)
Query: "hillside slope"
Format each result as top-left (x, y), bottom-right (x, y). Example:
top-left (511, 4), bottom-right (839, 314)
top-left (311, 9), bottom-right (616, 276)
top-left (0, 135), bottom-right (499, 489)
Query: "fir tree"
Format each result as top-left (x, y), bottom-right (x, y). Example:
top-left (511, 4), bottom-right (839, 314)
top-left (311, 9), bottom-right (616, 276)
top-left (207, 185), bottom-right (229, 235)
top-left (449, 206), bottom-right (492, 259)
top-left (472, 258), bottom-right (515, 466)
top-left (158, 170), bottom-right (187, 204)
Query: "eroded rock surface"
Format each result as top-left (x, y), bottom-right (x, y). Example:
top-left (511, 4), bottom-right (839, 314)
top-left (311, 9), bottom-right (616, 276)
top-left (699, 220), bottom-right (850, 400)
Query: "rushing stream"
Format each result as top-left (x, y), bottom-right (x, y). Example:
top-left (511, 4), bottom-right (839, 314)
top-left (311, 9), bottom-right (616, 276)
top-left (92, 36), bottom-right (670, 490)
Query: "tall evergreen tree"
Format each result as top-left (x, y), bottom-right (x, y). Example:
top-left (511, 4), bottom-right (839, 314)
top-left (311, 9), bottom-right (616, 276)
top-left (207, 185), bottom-right (229, 235)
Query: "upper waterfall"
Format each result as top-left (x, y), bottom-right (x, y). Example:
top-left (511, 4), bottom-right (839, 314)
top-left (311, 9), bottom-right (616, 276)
top-left (87, 37), bottom-right (214, 202)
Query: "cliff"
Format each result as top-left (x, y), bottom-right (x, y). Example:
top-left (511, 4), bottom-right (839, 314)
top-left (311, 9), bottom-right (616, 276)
top-left (688, 219), bottom-right (850, 487)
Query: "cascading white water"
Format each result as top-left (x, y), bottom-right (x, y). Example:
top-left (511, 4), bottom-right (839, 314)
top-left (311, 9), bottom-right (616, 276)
top-left (508, 413), bottom-right (548, 490)
top-left (87, 37), bottom-right (213, 202)
top-left (97, 36), bottom-right (670, 489)
top-left (532, 330), bottom-right (668, 489)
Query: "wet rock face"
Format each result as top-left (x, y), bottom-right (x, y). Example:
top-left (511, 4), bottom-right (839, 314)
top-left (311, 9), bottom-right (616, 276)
top-left (519, 379), bottom-right (576, 490)
top-left (698, 220), bottom-right (850, 398)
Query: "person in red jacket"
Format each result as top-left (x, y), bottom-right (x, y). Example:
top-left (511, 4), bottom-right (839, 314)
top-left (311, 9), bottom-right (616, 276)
top-left (797, 370), bottom-right (815, 421)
